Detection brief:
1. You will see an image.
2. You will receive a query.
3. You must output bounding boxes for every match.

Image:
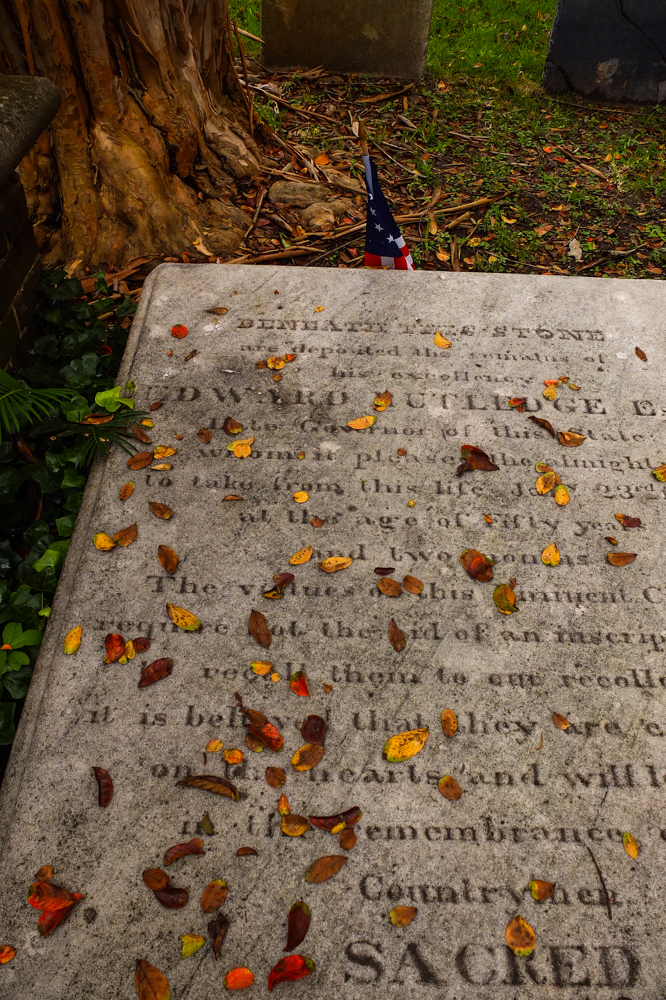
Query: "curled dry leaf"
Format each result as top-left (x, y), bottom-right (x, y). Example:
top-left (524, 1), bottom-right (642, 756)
top-left (607, 552), bottom-right (637, 567)
top-left (63, 626), bottom-right (82, 654)
top-left (441, 709), bottom-right (458, 738)
top-left (163, 838), bottom-right (205, 866)
top-left (251, 660), bottom-right (272, 676)
top-left (151, 464), bottom-right (172, 471)
top-left (528, 415), bottom-right (555, 437)
top-left (373, 390), bottom-right (392, 410)
top-left (167, 603), bottom-right (201, 630)
top-left (493, 582), bottom-right (519, 615)
top-left (402, 575), bottom-right (424, 594)
top-left (460, 549), bottom-right (494, 582)
top-left (119, 481), bottom-right (135, 500)
top-left (278, 794), bottom-right (290, 816)
top-left (291, 743), bottom-right (325, 771)
top-left (249, 609), bottom-right (271, 647)
top-left (347, 415), bottom-right (377, 429)
top-left (223, 495), bottom-right (243, 501)
top-left (374, 567), bottom-right (395, 576)
top-left (433, 331), bottom-right (451, 349)
top-left (310, 516), bottom-right (325, 527)
top-left (176, 774), bottom-right (240, 801)
top-left (181, 935), bottom-right (206, 959)
top-left (135, 959), bottom-right (171, 1000)
top-left (112, 523), bottom-right (138, 547)
top-left (198, 428), bottom-right (212, 443)
top-left (340, 829), bottom-right (356, 850)
top-left (390, 905), bottom-right (418, 927)
top-left (535, 461), bottom-right (559, 479)
top-left (143, 869), bottom-right (170, 891)
top-left (623, 832), bottom-right (639, 859)
top-left (149, 502), bottom-right (173, 520)
top-left (541, 543), bottom-right (560, 566)
top-left (132, 422), bottom-right (152, 444)
top-left (457, 444), bottom-right (499, 477)
top-left (293, 491), bottom-right (309, 503)
top-left (237, 846), bottom-right (258, 856)
top-left (0, 945), bottom-right (17, 964)
top-left (508, 397), bottom-right (526, 412)
top-left (653, 464), bottom-right (666, 482)
top-left (92, 766), bottom-right (113, 807)
top-left (289, 546), bottom-right (313, 565)
top-left (265, 766), bottom-right (286, 788)
top-left (225, 968), bottom-right (255, 990)
top-left (285, 900), bottom-right (311, 952)
top-left (554, 484), bottom-right (570, 506)
top-left (529, 879), bottom-right (555, 901)
top-left (289, 671), bottom-right (309, 696)
top-left (154, 445), bottom-right (177, 459)
top-left (207, 306), bottom-right (228, 315)
top-left (158, 545), bottom-right (179, 575)
top-left (268, 955), bottom-right (315, 992)
top-left (319, 556), bottom-right (352, 573)
top-left (281, 814), bottom-right (309, 837)
top-left (304, 856), bottom-right (347, 884)
top-left (35, 865), bottom-right (54, 882)
top-left (383, 728), bottom-right (429, 763)
top-left (606, 536), bottom-right (618, 545)
top-left (505, 916), bottom-right (536, 957)
top-left (94, 532), bottom-right (115, 551)
top-left (105, 632), bottom-right (126, 664)
top-left (553, 712), bottom-right (570, 730)
top-left (309, 806), bottom-right (361, 834)
top-left (388, 618), bottom-right (406, 652)
top-left (150, 401), bottom-right (163, 411)
top-left (378, 577), bottom-right (402, 597)
top-left (615, 513), bottom-right (642, 529)
top-left (208, 912), bottom-right (229, 959)
top-left (139, 658), bottom-right (173, 688)
top-left (558, 430), bottom-right (586, 447)
top-left (438, 775), bottom-right (462, 801)
top-left (301, 714), bottom-right (326, 747)
top-left (636, 346), bottom-right (647, 361)
top-left (200, 879), bottom-right (228, 913)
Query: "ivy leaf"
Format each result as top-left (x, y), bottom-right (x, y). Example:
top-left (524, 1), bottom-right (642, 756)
top-left (95, 387), bottom-right (134, 412)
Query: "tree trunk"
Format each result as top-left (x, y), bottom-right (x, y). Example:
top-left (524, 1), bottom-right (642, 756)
top-left (0, 0), bottom-right (263, 269)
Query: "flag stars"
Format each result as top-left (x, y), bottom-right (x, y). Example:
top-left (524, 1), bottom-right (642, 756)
top-left (375, 224), bottom-right (384, 232)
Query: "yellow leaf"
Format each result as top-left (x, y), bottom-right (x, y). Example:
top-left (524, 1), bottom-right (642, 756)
top-left (166, 603), bottom-right (201, 631)
top-left (434, 331), bottom-right (452, 349)
top-left (224, 749), bottom-right (244, 764)
top-left (267, 356), bottom-right (285, 370)
top-left (93, 532), bottom-right (116, 551)
top-left (270, 672), bottom-right (280, 682)
top-left (251, 661), bottom-right (273, 676)
top-left (233, 442), bottom-right (252, 458)
top-left (347, 415), bottom-right (377, 429)
top-left (181, 934), bottom-right (206, 959)
top-left (289, 546), bottom-right (313, 565)
top-left (541, 542), bottom-right (560, 566)
top-left (536, 472), bottom-right (556, 495)
top-left (554, 484), bottom-right (570, 506)
top-left (543, 384), bottom-right (557, 400)
top-left (206, 739), bottom-right (224, 752)
top-left (652, 464), bottom-right (666, 482)
top-left (154, 445), bottom-right (177, 458)
top-left (293, 491), bottom-right (309, 503)
top-left (319, 556), bottom-right (353, 573)
top-left (493, 582), bottom-right (519, 615)
top-left (281, 813), bottom-right (309, 836)
top-left (124, 639), bottom-right (135, 660)
top-left (63, 626), bottom-right (82, 654)
top-left (151, 464), bottom-right (172, 471)
top-left (505, 916), bottom-right (535, 956)
top-left (501, 216), bottom-right (517, 224)
top-left (623, 831), bottom-right (639, 859)
top-left (382, 728), bottom-right (429, 763)
top-left (314, 305), bottom-right (325, 312)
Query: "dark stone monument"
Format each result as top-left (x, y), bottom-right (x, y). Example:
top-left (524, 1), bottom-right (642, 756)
top-left (543, 0), bottom-right (666, 103)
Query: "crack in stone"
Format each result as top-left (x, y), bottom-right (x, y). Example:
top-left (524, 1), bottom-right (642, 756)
top-left (616, 0), bottom-right (666, 63)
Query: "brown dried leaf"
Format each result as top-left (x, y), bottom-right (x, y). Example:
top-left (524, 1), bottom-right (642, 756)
top-left (390, 905), bottom-right (418, 927)
top-left (207, 306), bottom-right (228, 315)
top-left (441, 709), bottom-right (458, 738)
top-left (163, 838), bottom-right (205, 866)
top-left (438, 775), bottom-right (462, 800)
top-left (301, 714), bottom-right (326, 747)
top-left (157, 545), bottom-right (179, 575)
top-left (127, 451), bottom-right (153, 470)
top-left (198, 428), bottom-right (212, 443)
top-left (150, 401), bottom-right (163, 411)
top-left (529, 879), bottom-right (555, 901)
top-left (112, 523), bottom-right (138, 547)
top-left (304, 855), bottom-right (347, 883)
top-left (553, 712), bottom-right (570, 730)
top-left (142, 868), bottom-right (170, 891)
top-left (528, 415), bottom-right (555, 437)
top-left (149, 502), bottom-right (173, 520)
top-left (291, 743), bottom-right (325, 771)
top-left (176, 774), bottom-right (240, 800)
top-left (92, 766), bottom-right (113, 807)
top-left (285, 901), bottom-right (311, 952)
top-left (223, 417), bottom-right (243, 436)
top-left (378, 578), bottom-right (402, 597)
top-left (615, 513), bottom-right (642, 529)
top-left (249, 609), bottom-right (271, 648)
top-left (310, 517), bottom-right (325, 527)
top-left (458, 444), bottom-right (499, 475)
top-left (132, 422), bottom-right (152, 444)
top-left (374, 567), bottom-right (396, 576)
top-left (200, 879), bottom-right (228, 913)
top-left (402, 575), bottom-right (424, 594)
top-left (309, 806), bottom-right (361, 833)
top-left (119, 482), bottom-right (135, 501)
top-left (339, 829), bottom-right (356, 850)
top-left (133, 637), bottom-right (151, 652)
top-left (636, 346), bottom-right (647, 361)
top-left (152, 885), bottom-right (189, 909)
top-left (558, 430), bottom-right (586, 447)
top-left (373, 390), bottom-right (392, 410)
top-left (388, 618), bottom-right (406, 652)
top-left (135, 959), bottom-right (171, 1000)
top-left (607, 552), bottom-right (637, 566)
top-left (237, 846), bottom-right (258, 856)
top-left (208, 912), bottom-right (229, 960)
top-left (35, 865), bottom-right (54, 882)
top-left (460, 549), bottom-right (494, 582)
top-left (138, 658), bottom-right (173, 687)
top-left (265, 766), bottom-right (286, 788)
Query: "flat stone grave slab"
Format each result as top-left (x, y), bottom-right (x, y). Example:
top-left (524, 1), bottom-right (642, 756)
top-left (261, 0), bottom-right (433, 79)
top-left (2, 264), bottom-right (666, 998)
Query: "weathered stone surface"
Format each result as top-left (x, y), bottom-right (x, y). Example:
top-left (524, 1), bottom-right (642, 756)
top-left (2, 264), bottom-right (666, 996)
top-left (544, 0), bottom-right (666, 103)
top-left (268, 180), bottom-right (330, 207)
top-left (0, 76), bottom-right (61, 188)
top-left (299, 202), bottom-right (336, 230)
top-left (262, 0), bottom-right (434, 79)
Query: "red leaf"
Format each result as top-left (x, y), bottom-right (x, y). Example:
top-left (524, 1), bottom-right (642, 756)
top-left (268, 955), bottom-right (315, 991)
top-left (138, 657), bottom-right (173, 687)
top-left (458, 444), bottom-right (499, 474)
top-left (289, 671), bottom-right (309, 696)
top-left (104, 633), bottom-right (125, 663)
top-left (301, 714), bottom-right (326, 747)
top-left (309, 805), bottom-right (362, 833)
top-left (27, 881), bottom-right (84, 911)
top-left (163, 837), bottom-right (205, 866)
top-left (152, 885), bottom-right (189, 909)
top-left (285, 901), bottom-right (311, 952)
top-left (247, 722), bottom-right (284, 752)
top-left (37, 905), bottom-right (74, 936)
top-left (92, 766), bottom-right (113, 807)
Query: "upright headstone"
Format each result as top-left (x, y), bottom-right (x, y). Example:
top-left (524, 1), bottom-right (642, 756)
top-left (544, 0), bottom-right (666, 103)
top-left (262, 0), bottom-right (433, 79)
top-left (1, 264), bottom-right (666, 997)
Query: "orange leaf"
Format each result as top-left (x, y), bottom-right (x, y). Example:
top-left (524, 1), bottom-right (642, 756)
top-left (438, 775), bottom-right (462, 800)
top-left (558, 430), bottom-right (586, 447)
top-left (158, 545), bottom-right (179, 575)
top-left (127, 451), bottom-right (153, 470)
top-left (200, 879), bottom-right (228, 913)
top-left (112, 523), bottom-right (138, 546)
top-left (224, 967), bottom-right (255, 990)
top-left (119, 481), bottom-right (135, 500)
top-left (529, 879), bottom-right (555, 901)
top-left (135, 959), bottom-right (171, 1000)
top-left (347, 415), bottom-right (376, 429)
top-left (505, 916), bottom-right (535, 956)
top-left (268, 955), bottom-right (315, 991)
top-left (441, 708), bottom-right (458, 738)
top-left (402, 574), bottom-right (423, 594)
top-left (388, 618), bottom-right (406, 652)
top-left (104, 632), bottom-right (125, 663)
top-left (378, 578), bottom-right (402, 597)
top-left (149, 502), bottom-right (173, 520)
top-left (289, 546), bottom-right (313, 565)
top-left (623, 832), bottom-right (639, 859)
top-left (289, 671), bottom-right (310, 696)
top-left (390, 905), bottom-right (418, 927)
top-left (0, 945), bottom-right (16, 964)
top-left (553, 712), bottom-right (570, 730)
top-left (319, 556), bottom-right (352, 573)
top-left (460, 549), bottom-right (494, 582)
top-left (304, 856), bottom-right (347, 884)
top-left (281, 814), bottom-right (309, 837)
top-left (291, 743), bottom-right (325, 771)
top-left (223, 749), bottom-right (244, 765)
top-left (607, 552), bottom-right (637, 566)
top-left (63, 626), bottom-right (82, 655)
top-left (198, 428), bottom-right (212, 443)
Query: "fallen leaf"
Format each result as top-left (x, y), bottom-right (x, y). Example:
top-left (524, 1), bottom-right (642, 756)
top-left (291, 744), bottom-right (325, 771)
top-left (528, 415), bottom-right (556, 437)
top-left (438, 775), bottom-right (462, 800)
top-left (119, 482), bottom-right (135, 500)
top-left (237, 847), bottom-right (258, 856)
top-left (278, 793), bottom-right (290, 816)
top-left (0, 945), bottom-right (16, 964)
top-left (375, 567), bottom-right (395, 576)
top-left (378, 577), bottom-right (402, 597)
top-left (543, 384), bottom-right (557, 401)
top-left (301, 715), bottom-right (326, 747)
top-left (251, 660), bottom-right (272, 676)
top-left (397, 448), bottom-right (407, 456)
top-left (615, 513), bottom-right (642, 529)
top-left (184, 349), bottom-right (197, 361)
top-left (249, 609), bottom-right (271, 647)
top-left (34, 865), bottom-right (54, 882)
top-left (132, 422), bottom-right (152, 444)
top-left (166, 604), bottom-right (200, 631)
top-left (105, 633), bottom-right (126, 664)
top-left (267, 356), bottom-right (286, 370)
top-left (198, 428), bottom-right (212, 444)
top-left (284, 354), bottom-right (297, 363)
top-left (509, 397), bottom-right (527, 412)
top-left (554, 484), bottom-right (570, 506)
top-left (222, 417), bottom-right (243, 436)
top-left (383, 728), bottom-right (429, 763)
top-left (457, 444), bottom-right (499, 476)
top-left (434, 331), bottom-right (452, 349)
top-left (246, 721), bottom-right (284, 752)
top-left (606, 536), bottom-right (618, 545)
top-left (373, 391), bottom-right (392, 410)
top-left (224, 967), bottom-right (255, 990)
top-left (289, 546), bottom-right (313, 565)
top-left (347, 415), bottom-right (377, 430)
top-left (150, 401), bottom-right (163, 411)
top-left (340, 829), bottom-right (356, 850)
top-left (493, 582), bottom-right (519, 615)
top-left (265, 767), bottom-right (286, 788)
top-left (460, 549), bottom-right (494, 582)
top-left (315, 153), bottom-right (329, 165)
top-left (171, 324), bottom-right (188, 338)
top-left (158, 545), bottom-right (179, 575)
top-left (402, 575), bottom-right (424, 594)
top-left (94, 532), bottom-right (116, 551)
top-left (151, 463), bottom-right (172, 471)
top-left (223, 494), bottom-right (244, 501)
top-left (112, 523), bottom-right (138, 547)
top-left (163, 838), bottom-right (205, 866)
top-left (127, 451), bottom-right (154, 470)
top-left (293, 491), bottom-right (309, 503)
top-left (63, 626), bottom-right (82, 655)
top-left (558, 430), bottom-right (586, 447)
top-left (206, 739), bottom-right (224, 752)
top-left (304, 856), bottom-right (347, 884)
top-left (36, 907), bottom-right (75, 936)
top-left (319, 556), bottom-right (352, 573)
top-left (223, 749), bottom-right (244, 765)
top-left (309, 806), bottom-right (361, 833)
top-left (653, 464), bottom-right (666, 482)
top-left (133, 637), bottom-right (150, 653)
top-left (636, 347), bottom-right (647, 361)
top-left (310, 516), bottom-right (325, 527)
top-left (200, 879), bottom-right (228, 913)
top-left (285, 901), bottom-right (311, 951)
top-left (181, 934), bottom-right (205, 959)
top-left (268, 955), bottom-right (315, 992)
top-left (441, 709), bottom-right (458, 738)
top-left (92, 766), bottom-right (113, 807)
top-left (289, 671), bottom-right (309, 696)
top-left (607, 552), bottom-right (637, 566)
top-left (208, 912), bottom-right (229, 959)
top-left (390, 906), bottom-right (418, 927)
top-left (207, 306), bottom-right (228, 315)
top-left (553, 712), bottom-right (570, 730)
top-left (388, 618), bottom-right (406, 652)
top-left (176, 774), bottom-right (240, 800)
top-left (485, 514), bottom-right (492, 523)
top-left (124, 639), bottom-right (136, 660)
top-left (623, 831), bottom-right (639, 859)
top-left (505, 916), bottom-right (535, 957)
top-left (201, 813), bottom-right (215, 835)
top-left (149, 502), bottom-right (173, 520)
top-left (281, 814), bottom-right (309, 837)
top-left (541, 543), bottom-right (560, 566)
top-left (135, 959), bottom-right (171, 1000)
top-left (529, 879), bottom-right (555, 901)
top-left (314, 306), bottom-right (324, 313)
top-left (229, 437), bottom-right (254, 459)
top-left (536, 471), bottom-right (556, 494)
top-left (27, 881), bottom-right (84, 912)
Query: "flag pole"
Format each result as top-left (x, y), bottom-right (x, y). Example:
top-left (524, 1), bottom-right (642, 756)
top-left (358, 120), bottom-right (369, 157)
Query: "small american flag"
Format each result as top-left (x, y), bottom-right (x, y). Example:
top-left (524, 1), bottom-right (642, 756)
top-left (362, 152), bottom-right (415, 270)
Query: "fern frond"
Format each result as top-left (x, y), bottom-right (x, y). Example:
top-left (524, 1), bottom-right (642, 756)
top-left (0, 370), bottom-right (76, 441)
